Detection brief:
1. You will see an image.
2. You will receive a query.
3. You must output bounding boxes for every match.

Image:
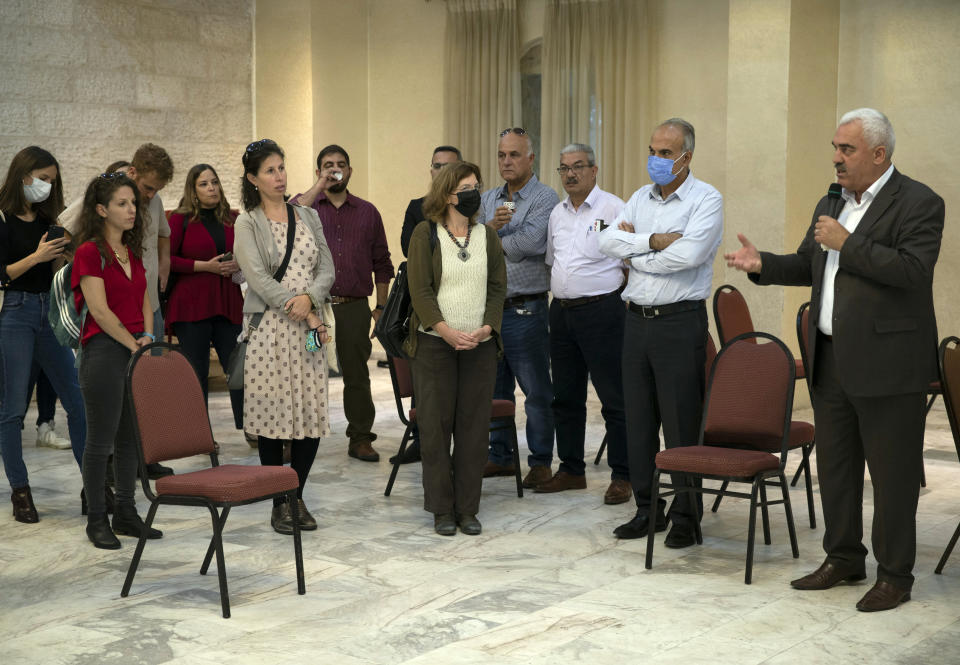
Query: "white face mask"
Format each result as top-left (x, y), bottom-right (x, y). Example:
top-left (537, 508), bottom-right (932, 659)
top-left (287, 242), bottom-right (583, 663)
top-left (23, 177), bottom-right (52, 204)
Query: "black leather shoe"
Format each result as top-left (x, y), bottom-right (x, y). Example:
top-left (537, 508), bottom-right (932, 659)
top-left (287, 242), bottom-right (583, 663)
top-left (790, 560), bottom-right (867, 590)
top-left (272, 502), bottom-right (294, 535)
top-left (86, 513), bottom-right (121, 550)
top-left (144, 463), bottom-right (174, 479)
top-left (664, 524), bottom-right (697, 548)
top-left (856, 581), bottom-right (911, 612)
top-left (11, 486), bottom-right (39, 524)
top-left (434, 513), bottom-right (456, 536)
top-left (389, 440), bottom-right (422, 465)
top-left (81, 486), bottom-right (115, 516)
top-left (296, 499), bottom-right (317, 530)
top-left (112, 504), bottom-right (162, 539)
top-left (457, 514), bottom-right (482, 536)
top-left (613, 510), bottom-right (667, 539)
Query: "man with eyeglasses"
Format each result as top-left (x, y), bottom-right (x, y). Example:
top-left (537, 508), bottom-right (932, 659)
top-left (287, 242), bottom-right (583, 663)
top-left (532, 143), bottom-right (631, 504)
top-left (389, 145), bottom-right (463, 466)
top-left (479, 128), bottom-right (559, 487)
top-left (598, 118), bottom-right (723, 548)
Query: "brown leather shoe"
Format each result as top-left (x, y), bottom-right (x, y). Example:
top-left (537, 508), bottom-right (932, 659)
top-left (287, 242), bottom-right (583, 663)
top-left (603, 479), bottom-right (632, 505)
top-left (856, 581), bottom-right (911, 612)
top-left (11, 486), bottom-right (39, 523)
top-left (790, 560), bottom-right (867, 590)
top-left (348, 440), bottom-right (380, 462)
top-left (522, 465), bottom-right (552, 488)
top-left (534, 471), bottom-right (587, 493)
top-left (483, 460), bottom-right (516, 478)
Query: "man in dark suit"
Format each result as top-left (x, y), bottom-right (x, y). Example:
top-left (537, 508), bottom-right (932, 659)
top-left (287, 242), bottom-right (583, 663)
top-left (725, 108), bottom-right (944, 612)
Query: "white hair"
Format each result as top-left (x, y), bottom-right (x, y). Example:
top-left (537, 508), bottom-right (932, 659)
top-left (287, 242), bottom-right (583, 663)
top-left (839, 108), bottom-right (895, 158)
top-left (658, 117), bottom-right (695, 153)
top-left (560, 143), bottom-right (595, 165)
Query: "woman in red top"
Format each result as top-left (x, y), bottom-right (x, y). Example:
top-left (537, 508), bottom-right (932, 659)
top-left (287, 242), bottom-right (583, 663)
top-left (165, 164), bottom-right (244, 429)
top-left (72, 173), bottom-right (162, 550)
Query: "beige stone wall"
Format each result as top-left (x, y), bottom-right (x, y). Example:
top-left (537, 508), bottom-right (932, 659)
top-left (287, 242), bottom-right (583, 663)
top-left (0, 0), bottom-right (254, 209)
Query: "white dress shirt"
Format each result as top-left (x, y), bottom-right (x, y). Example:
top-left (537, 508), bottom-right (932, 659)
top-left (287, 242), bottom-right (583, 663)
top-left (546, 185), bottom-right (625, 299)
top-left (597, 173), bottom-right (723, 306)
top-left (817, 163), bottom-right (895, 335)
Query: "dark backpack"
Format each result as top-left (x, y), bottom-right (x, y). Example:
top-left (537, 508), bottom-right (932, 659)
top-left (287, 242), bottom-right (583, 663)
top-left (48, 261), bottom-right (86, 349)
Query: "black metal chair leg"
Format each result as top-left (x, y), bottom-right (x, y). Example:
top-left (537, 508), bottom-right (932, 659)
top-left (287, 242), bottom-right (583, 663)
top-left (711, 480), bottom-right (729, 513)
top-left (205, 503), bottom-right (230, 618)
top-left (384, 426), bottom-right (413, 497)
top-left (201, 507), bottom-right (230, 575)
top-left (121, 500), bottom-right (160, 597)
top-left (779, 472), bottom-right (799, 558)
top-left (744, 479), bottom-right (760, 585)
top-left (935, 521), bottom-right (960, 574)
top-left (594, 434), bottom-right (607, 466)
top-left (510, 421), bottom-right (523, 498)
top-left (758, 481), bottom-right (772, 545)
top-left (791, 445), bottom-right (808, 487)
top-left (645, 470), bottom-right (661, 570)
top-left (288, 490), bottom-right (305, 594)
top-left (802, 445), bottom-right (816, 529)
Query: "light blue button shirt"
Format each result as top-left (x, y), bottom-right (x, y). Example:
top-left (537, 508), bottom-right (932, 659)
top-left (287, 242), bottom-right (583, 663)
top-left (597, 173), bottom-right (723, 306)
top-left (481, 174), bottom-right (560, 298)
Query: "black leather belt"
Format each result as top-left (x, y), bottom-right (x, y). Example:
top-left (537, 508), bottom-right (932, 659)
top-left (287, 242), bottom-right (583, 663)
top-left (628, 300), bottom-right (704, 319)
top-left (503, 291), bottom-right (548, 309)
top-left (330, 296), bottom-right (363, 305)
top-left (556, 290), bottom-right (620, 308)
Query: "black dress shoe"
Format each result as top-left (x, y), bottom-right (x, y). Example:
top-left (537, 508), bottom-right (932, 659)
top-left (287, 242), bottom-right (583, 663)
top-left (434, 513), bottom-right (456, 536)
top-left (296, 499), bottom-right (317, 530)
top-left (86, 513), bottom-right (121, 550)
top-left (81, 486), bottom-right (115, 516)
top-left (389, 440), bottom-right (422, 465)
top-left (614, 510), bottom-right (667, 539)
top-left (856, 580), bottom-right (911, 612)
top-left (112, 504), bottom-right (162, 539)
top-left (790, 560), bottom-right (867, 590)
top-left (144, 463), bottom-right (174, 479)
top-left (664, 524), bottom-right (697, 548)
top-left (457, 513), bottom-right (482, 536)
top-left (272, 502), bottom-right (294, 535)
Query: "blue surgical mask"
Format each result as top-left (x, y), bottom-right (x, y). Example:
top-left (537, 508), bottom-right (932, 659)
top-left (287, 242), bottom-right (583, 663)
top-left (646, 152), bottom-right (687, 186)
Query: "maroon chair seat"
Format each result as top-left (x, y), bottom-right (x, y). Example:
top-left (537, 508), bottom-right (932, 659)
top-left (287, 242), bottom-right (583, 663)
top-left (656, 446), bottom-right (780, 477)
top-left (156, 465), bottom-right (299, 503)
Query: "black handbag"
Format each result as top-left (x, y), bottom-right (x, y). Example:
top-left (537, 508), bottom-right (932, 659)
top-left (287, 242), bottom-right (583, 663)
top-left (225, 204), bottom-right (297, 390)
top-left (374, 261), bottom-right (411, 358)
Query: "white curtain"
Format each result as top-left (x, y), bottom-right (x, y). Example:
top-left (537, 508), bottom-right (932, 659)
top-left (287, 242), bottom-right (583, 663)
top-left (540, 0), bottom-right (653, 198)
top-left (444, 0), bottom-right (523, 188)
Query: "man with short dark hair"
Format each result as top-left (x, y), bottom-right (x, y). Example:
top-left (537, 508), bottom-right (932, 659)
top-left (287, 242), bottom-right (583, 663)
top-left (291, 145), bottom-right (394, 462)
top-left (726, 108), bottom-right (944, 611)
top-left (479, 128), bottom-right (559, 486)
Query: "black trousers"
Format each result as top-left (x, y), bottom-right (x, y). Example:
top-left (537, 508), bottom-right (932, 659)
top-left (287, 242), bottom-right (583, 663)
top-left (172, 317), bottom-right (243, 429)
top-left (813, 334), bottom-right (925, 588)
top-left (411, 333), bottom-right (497, 515)
top-left (331, 299), bottom-right (376, 444)
top-left (621, 304), bottom-right (706, 527)
top-left (550, 293), bottom-right (629, 480)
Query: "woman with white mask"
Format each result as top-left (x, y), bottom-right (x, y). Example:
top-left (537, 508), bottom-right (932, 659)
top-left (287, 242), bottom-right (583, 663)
top-left (0, 146), bottom-right (89, 524)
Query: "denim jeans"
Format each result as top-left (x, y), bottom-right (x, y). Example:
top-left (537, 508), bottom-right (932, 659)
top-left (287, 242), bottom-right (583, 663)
top-left (0, 291), bottom-right (86, 489)
top-left (26, 364), bottom-right (58, 425)
top-left (489, 296), bottom-right (554, 467)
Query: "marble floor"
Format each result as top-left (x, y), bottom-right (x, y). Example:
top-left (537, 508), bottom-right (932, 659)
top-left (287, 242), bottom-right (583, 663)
top-left (2, 357), bottom-right (960, 665)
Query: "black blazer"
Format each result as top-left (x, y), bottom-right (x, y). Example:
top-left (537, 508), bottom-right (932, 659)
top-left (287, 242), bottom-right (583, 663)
top-left (751, 169), bottom-right (944, 397)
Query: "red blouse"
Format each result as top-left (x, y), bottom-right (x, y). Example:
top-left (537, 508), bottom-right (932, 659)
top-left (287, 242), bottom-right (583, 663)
top-left (71, 241), bottom-right (147, 346)
top-left (165, 210), bottom-right (243, 332)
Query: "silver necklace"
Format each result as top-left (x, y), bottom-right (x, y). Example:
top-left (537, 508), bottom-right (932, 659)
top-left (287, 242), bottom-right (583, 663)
top-left (442, 222), bottom-right (472, 262)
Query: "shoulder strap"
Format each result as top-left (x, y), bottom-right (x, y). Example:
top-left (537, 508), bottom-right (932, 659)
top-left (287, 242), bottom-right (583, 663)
top-left (273, 204), bottom-right (297, 282)
top-left (429, 220), bottom-right (438, 251)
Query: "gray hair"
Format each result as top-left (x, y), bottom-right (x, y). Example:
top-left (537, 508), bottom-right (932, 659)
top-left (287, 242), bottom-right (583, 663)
top-left (658, 118), bottom-right (695, 153)
top-left (838, 108), bottom-right (895, 158)
top-left (560, 143), bottom-right (596, 165)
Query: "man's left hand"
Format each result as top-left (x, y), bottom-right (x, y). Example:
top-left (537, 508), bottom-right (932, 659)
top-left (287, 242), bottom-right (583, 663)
top-left (814, 215), bottom-right (850, 251)
top-left (370, 307), bottom-right (383, 338)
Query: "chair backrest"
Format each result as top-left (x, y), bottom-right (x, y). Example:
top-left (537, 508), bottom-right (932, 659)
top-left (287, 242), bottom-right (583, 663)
top-left (701, 332), bottom-right (796, 453)
top-left (705, 330), bottom-right (718, 384)
top-left (796, 301), bottom-right (812, 389)
top-left (387, 355), bottom-right (414, 427)
top-left (939, 336), bottom-right (960, 461)
top-left (126, 344), bottom-right (216, 465)
top-left (714, 284), bottom-right (756, 345)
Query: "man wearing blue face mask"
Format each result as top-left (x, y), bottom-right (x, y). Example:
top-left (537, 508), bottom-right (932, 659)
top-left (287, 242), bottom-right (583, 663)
top-left (597, 118), bottom-right (723, 547)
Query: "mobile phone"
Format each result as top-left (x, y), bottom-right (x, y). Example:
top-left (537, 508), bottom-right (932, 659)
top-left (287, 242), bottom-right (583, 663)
top-left (219, 252), bottom-right (233, 262)
top-left (46, 226), bottom-right (65, 241)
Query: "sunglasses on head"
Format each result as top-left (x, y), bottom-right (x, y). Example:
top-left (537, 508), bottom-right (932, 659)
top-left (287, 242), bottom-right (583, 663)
top-left (245, 139), bottom-right (277, 152)
top-left (99, 172), bottom-right (126, 180)
top-left (499, 127), bottom-right (527, 138)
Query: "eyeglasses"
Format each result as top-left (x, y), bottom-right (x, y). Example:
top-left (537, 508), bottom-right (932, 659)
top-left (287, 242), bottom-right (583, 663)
top-left (455, 184), bottom-right (481, 192)
top-left (499, 127), bottom-right (527, 138)
top-left (556, 164), bottom-right (592, 176)
top-left (245, 139), bottom-right (276, 152)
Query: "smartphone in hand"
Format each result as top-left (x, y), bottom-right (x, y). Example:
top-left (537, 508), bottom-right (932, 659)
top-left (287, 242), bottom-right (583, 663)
top-left (46, 226), bottom-right (66, 242)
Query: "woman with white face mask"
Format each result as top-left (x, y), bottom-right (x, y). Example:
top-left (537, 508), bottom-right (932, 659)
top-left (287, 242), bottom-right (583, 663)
top-left (0, 146), bottom-right (88, 524)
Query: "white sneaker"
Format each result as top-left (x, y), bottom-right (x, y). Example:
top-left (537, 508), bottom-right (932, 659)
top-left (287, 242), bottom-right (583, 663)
top-left (36, 421), bottom-right (71, 450)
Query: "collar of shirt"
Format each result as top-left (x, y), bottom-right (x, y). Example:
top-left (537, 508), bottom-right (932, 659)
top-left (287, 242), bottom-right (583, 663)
top-left (648, 171), bottom-right (697, 203)
top-left (562, 184), bottom-right (601, 212)
top-left (496, 173), bottom-right (541, 203)
top-left (840, 163), bottom-right (895, 208)
top-left (316, 190), bottom-right (358, 208)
